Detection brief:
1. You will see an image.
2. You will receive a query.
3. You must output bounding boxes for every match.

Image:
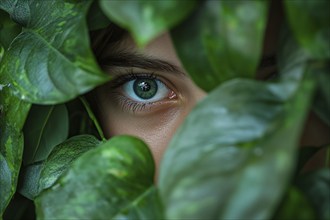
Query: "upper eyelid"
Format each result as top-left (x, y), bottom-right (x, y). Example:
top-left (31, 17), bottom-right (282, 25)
top-left (107, 71), bottom-right (161, 89)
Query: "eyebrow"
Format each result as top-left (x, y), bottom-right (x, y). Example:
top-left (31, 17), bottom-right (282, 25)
top-left (98, 51), bottom-right (186, 76)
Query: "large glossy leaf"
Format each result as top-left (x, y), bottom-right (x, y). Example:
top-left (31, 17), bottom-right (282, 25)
top-left (0, 0), bottom-right (109, 104)
top-left (0, 75), bottom-right (30, 214)
top-left (18, 135), bottom-right (99, 200)
top-left (23, 104), bottom-right (69, 165)
top-left (171, 0), bottom-right (269, 92)
top-left (99, 0), bottom-right (197, 46)
top-left (35, 136), bottom-right (161, 219)
top-left (0, 9), bottom-right (21, 50)
top-left (296, 168), bottom-right (330, 220)
top-left (284, 0), bottom-right (330, 59)
top-left (159, 69), bottom-right (314, 219)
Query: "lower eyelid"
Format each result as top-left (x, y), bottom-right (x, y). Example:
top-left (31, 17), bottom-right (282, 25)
top-left (113, 93), bottom-right (178, 115)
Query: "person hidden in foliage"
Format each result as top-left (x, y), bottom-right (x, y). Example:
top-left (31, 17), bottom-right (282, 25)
top-left (88, 1), bottom-right (330, 178)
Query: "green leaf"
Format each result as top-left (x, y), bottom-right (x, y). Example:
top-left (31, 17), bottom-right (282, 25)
top-left (171, 0), bottom-right (269, 92)
top-left (113, 187), bottom-right (163, 220)
top-left (0, 9), bottom-right (21, 50)
top-left (38, 135), bottom-right (99, 194)
top-left (284, 0), bottom-right (330, 59)
top-left (18, 135), bottom-right (99, 200)
top-left (0, 0), bottom-right (110, 104)
top-left (23, 104), bottom-right (69, 165)
top-left (0, 44), bottom-right (4, 62)
top-left (0, 75), bottom-right (31, 214)
top-left (35, 136), bottom-right (160, 219)
top-left (66, 98), bottom-right (100, 138)
top-left (277, 25), bottom-right (311, 74)
top-left (99, 0), bottom-right (197, 47)
top-left (87, 0), bottom-right (111, 31)
top-left (277, 25), bottom-right (330, 127)
top-left (296, 169), bottom-right (330, 220)
top-left (159, 69), bottom-right (314, 219)
top-left (312, 63), bottom-right (330, 126)
top-left (17, 162), bottom-right (43, 200)
top-left (272, 186), bottom-right (316, 220)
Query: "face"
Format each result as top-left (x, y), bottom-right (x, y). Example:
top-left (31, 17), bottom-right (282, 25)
top-left (93, 2), bottom-right (281, 175)
top-left (93, 1), bottom-right (330, 177)
top-left (94, 33), bottom-right (206, 175)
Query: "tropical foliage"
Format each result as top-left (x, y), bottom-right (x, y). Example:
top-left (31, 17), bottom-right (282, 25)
top-left (0, 0), bottom-right (329, 219)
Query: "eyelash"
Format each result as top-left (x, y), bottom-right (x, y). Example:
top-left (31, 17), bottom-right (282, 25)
top-left (109, 71), bottom-right (157, 88)
top-left (108, 71), bottom-right (174, 113)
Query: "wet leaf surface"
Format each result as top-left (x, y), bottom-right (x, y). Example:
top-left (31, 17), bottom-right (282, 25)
top-left (0, 0), bottom-right (109, 104)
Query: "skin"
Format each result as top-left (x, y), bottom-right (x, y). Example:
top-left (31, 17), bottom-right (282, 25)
top-left (95, 0), bottom-right (281, 176)
top-left (95, 33), bottom-right (206, 176)
top-left (94, 1), bottom-right (329, 178)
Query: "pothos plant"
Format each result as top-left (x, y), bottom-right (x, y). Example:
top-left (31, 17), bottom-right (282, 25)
top-left (0, 0), bottom-right (329, 219)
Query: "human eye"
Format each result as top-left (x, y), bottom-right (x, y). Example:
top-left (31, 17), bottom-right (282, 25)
top-left (109, 73), bottom-right (177, 113)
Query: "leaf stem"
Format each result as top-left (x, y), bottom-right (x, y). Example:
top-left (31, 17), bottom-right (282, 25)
top-left (79, 96), bottom-right (106, 141)
top-left (326, 145), bottom-right (330, 167)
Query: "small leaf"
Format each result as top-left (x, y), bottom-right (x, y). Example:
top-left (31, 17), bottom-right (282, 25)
top-left (87, 0), bottom-right (111, 31)
top-left (277, 25), bottom-right (311, 74)
top-left (278, 25), bottom-right (330, 126)
top-left (17, 162), bottom-right (43, 200)
top-left (35, 136), bottom-right (160, 219)
top-left (0, 0), bottom-right (110, 104)
top-left (312, 63), bottom-right (330, 126)
top-left (18, 135), bottom-right (99, 200)
top-left (0, 74), bottom-right (31, 214)
top-left (272, 186), bottom-right (316, 220)
top-left (159, 69), bottom-right (314, 219)
top-left (99, 0), bottom-right (197, 46)
top-left (0, 9), bottom-right (21, 50)
top-left (296, 169), bottom-right (330, 220)
top-left (66, 98), bottom-right (100, 138)
top-left (38, 135), bottom-right (99, 193)
top-left (171, 0), bottom-right (269, 91)
top-left (23, 104), bottom-right (69, 165)
top-left (284, 0), bottom-right (330, 59)
top-left (0, 43), bottom-right (4, 62)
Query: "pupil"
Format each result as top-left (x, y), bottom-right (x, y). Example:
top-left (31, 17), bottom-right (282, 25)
top-left (133, 79), bottom-right (158, 100)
